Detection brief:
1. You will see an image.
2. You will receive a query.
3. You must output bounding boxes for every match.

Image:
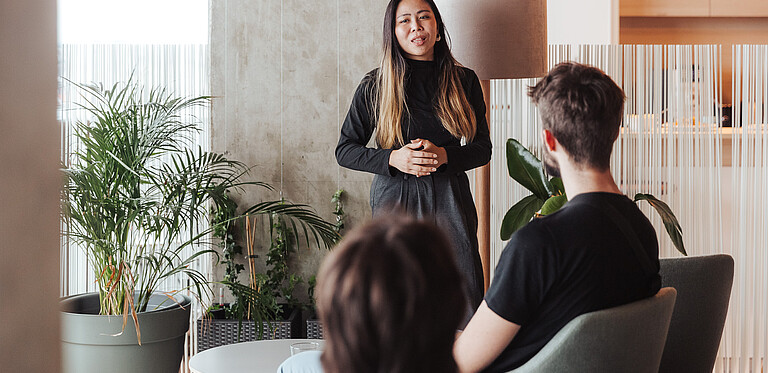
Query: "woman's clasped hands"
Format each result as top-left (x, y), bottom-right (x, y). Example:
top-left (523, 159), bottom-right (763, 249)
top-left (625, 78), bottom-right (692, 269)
top-left (388, 139), bottom-right (448, 177)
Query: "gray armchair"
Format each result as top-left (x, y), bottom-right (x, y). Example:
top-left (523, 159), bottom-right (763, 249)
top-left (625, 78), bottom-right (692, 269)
top-left (510, 287), bottom-right (677, 373)
top-left (658, 254), bottom-right (734, 373)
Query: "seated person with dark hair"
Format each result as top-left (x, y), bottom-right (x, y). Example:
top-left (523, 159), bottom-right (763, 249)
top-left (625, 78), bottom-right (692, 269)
top-left (453, 62), bottom-right (662, 373)
top-left (278, 214), bottom-right (467, 373)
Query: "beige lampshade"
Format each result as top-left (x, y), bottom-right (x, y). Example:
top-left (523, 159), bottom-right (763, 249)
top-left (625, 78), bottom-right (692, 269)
top-left (434, 0), bottom-right (547, 80)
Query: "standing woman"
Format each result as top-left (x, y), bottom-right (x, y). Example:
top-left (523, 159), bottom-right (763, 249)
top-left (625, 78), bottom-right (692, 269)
top-left (335, 0), bottom-right (491, 317)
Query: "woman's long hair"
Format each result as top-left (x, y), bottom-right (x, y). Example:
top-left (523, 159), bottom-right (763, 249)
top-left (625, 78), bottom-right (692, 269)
top-left (317, 215), bottom-right (466, 373)
top-left (375, 0), bottom-right (477, 149)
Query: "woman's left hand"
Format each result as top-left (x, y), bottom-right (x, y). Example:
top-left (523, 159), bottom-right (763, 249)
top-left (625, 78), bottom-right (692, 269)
top-left (412, 139), bottom-right (447, 168)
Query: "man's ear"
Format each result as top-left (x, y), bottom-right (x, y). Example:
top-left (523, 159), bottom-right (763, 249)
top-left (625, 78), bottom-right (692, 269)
top-left (542, 129), bottom-right (558, 152)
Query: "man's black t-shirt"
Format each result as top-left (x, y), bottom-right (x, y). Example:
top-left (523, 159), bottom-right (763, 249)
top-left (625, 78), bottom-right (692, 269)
top-left (482, 192), bottom-right (661, 372)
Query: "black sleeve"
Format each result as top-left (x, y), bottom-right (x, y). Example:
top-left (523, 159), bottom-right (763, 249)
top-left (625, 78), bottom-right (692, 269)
top-left (484, 221), bottom-right (558, 325)
top-left (335, 74), bottom-right (396, 176)
top-left (442, 69), bottom-right (492, 174)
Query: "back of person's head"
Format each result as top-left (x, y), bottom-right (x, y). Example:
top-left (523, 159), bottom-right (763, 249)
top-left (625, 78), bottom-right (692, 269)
top-left (528, 62), bottom-right (626, 170)
top-left (316, 215), bottom-right (465, 373)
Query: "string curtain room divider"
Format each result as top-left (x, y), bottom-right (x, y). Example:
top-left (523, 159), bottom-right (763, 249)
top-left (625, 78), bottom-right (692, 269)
top-left (58, 43), bottom-right (211, 365)
top-left (728, 44), bottom-right (768, 373)
top-left (489, 44), bottom-right (765, 372)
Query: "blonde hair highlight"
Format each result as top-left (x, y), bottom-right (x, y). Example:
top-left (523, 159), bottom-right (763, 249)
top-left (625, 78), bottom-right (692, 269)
top-left (435, 59), bottom-right (477, 143)
top-left (374, 52), bottom-right (408, 150)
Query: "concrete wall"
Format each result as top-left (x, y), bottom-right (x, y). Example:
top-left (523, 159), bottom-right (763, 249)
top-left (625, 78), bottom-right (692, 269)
top-left (210, 0), bottom-right (389, 301)
top-left (0, 0), bottom-right (61, 371)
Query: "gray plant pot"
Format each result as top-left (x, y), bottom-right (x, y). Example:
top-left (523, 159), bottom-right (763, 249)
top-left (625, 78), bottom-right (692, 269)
top-left (61, 292), bottom-right (191, 373)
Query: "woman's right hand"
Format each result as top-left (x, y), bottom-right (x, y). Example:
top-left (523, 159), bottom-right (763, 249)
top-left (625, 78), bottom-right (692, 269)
top-left (388, 140), bottom-right (439, 177)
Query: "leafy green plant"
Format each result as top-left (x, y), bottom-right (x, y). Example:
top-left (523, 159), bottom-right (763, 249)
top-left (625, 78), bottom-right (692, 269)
top-left (264, 213), bottom-right (304, 311)
top-left (62, 78), bottom-right (339, 340)
top-left (306, 276), bottom-right (317, 309)
top-left (500, 139), bottom-right (686, 256)
top-left (212, 192), bottom-right (244, 287)
top-left (214, 189), bottom-right (347, 340)
top-left (215, 206), bottom-right (333, 340)
top-left (331, 189), bottom-right (346, 236)
top-left (220, 277), bottom-right (278, 340)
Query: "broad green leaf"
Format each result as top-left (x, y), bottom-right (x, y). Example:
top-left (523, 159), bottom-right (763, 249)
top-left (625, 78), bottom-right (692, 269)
top-left (634, 193), bottom-right (687, 256)
top-left (541, 195), bottom-right (568, 215)
top-left (501, 195), bottom-right (545, 240)
top-left (506, 139), bottom-right (553, 199)
top-left (550, 177), bottom-right (565, 196)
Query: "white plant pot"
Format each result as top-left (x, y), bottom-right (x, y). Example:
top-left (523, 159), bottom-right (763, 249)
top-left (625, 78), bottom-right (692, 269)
top-left (61, 292), bottom-right (191, 373)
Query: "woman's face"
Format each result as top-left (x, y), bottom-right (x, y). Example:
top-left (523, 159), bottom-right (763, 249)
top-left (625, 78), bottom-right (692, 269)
top-left (394, 0), bottom-right (439, 61)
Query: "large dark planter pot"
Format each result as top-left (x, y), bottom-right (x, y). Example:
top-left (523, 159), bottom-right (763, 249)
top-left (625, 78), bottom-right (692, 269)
top-left (196, 305), bottom-right (301, 351)
top-left (61, 292), bottom-right (191, 373)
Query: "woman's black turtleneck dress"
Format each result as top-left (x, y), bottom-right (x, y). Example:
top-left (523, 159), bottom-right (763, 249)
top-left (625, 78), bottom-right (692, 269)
top-left (335, 58), bottom-right (492, 320)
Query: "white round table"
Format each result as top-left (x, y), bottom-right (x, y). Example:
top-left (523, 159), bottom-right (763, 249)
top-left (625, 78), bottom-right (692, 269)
top-left (190, 339), bottom-right (324, 373)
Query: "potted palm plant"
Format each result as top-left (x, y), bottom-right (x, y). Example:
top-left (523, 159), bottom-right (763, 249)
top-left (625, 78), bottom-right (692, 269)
top-left (501, 138), bottom-right (686, 256)
top-left (60, 79), bottom-right (338, 373)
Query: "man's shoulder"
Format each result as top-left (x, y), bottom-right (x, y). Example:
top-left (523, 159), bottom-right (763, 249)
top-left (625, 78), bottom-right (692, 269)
top-left (565, 192), bottom-right (636, 212)
top-left (501, 193), bottom-right (649, 256)
top-left (564, 193), bottom-right (656, 233)
top-left (548, 193), bottom-right (646, 225)
top-left (507, 202), bottom-right (582, 243)
top-left (500, 218), bottom-right (556, 262)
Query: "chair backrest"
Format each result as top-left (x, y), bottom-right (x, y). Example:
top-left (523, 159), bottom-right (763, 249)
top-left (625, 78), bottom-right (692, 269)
top-left (658, 254), bottom-right (734, 373)
top-left (511, 287), bottom-right (677, 373)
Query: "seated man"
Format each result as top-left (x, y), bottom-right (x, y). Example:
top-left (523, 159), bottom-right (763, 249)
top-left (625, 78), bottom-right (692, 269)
top-left (453, 62), bottom-right (662, 373)
top-left (278, 215), bottom-right (467, 373)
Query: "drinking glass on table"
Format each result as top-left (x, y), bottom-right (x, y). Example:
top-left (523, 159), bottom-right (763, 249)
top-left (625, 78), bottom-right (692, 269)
top-left (290, 342), bottom-right (320, 356)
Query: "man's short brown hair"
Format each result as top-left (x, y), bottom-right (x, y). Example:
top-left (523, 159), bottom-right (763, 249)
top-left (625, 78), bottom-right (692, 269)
top-left (529, 62), bottom-right (626, 170)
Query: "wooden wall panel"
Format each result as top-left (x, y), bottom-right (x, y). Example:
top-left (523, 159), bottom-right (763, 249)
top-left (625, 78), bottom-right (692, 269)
top-left (620, 16), bottom-right (768, 104)
top-left (711, 0), bottom-right (768, 17)
top-left (620, 0), bottom-right (709, 17)
top-left (622, 0), bottom-right (768, 17)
